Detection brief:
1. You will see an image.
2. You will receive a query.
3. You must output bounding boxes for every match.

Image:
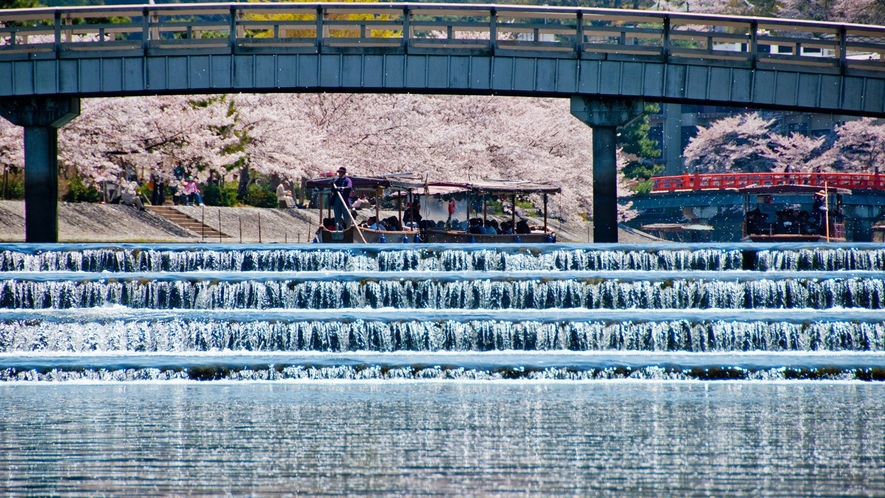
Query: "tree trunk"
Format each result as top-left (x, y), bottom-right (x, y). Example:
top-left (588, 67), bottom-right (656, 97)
top-left (237, 164), bottom-right (250, 201)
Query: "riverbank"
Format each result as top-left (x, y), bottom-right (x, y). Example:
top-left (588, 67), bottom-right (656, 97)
top-left (0, 201), bottom-right (661, 243)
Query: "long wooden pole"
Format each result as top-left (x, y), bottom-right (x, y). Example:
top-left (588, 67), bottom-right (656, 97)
top-left (824, 182), bottom-right (830, 242)
top-left (335, 189), bottom-right (366, 243)
top-left (375, 186), bottom-right (381, 229)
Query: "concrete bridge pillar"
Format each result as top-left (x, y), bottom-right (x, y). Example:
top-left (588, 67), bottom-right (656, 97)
top-left (0, 97), bottom-right (80, 243)
top-left (571, 97), bottom-right (645, 243)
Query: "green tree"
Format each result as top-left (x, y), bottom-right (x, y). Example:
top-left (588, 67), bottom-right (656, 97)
top-left (1, 0), bottom-right (41, 9)
top-left (244, 180), bottom-right (277, 208)
top-left (203, 182), bottom-right (239, 207)
top-left (618, 103), bottom-right (660, 160)
top-left (618, 103), bottom-right (664, 182)
top-left (63, 176), bottom-right (101, 203)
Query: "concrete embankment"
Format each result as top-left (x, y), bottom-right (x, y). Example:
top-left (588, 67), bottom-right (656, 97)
top-left (0, 201), bottom-right (660, 244)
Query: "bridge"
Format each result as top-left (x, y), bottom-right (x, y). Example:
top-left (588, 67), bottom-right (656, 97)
top-left (634, 172), bottom-right (885, 241)
top-left (2, 3), bottom-right (885, 242)
top-left (651, 171), bottom-right (885, 192)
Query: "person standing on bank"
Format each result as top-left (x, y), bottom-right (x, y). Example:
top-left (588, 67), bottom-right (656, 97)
top-left (331, 166), bottom-right (353, 230)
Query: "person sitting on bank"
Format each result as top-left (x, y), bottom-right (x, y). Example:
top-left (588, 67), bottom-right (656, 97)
top-left (352, 194), bottom-right (371, 210)
top-left (276, 181), bottom-right (296, 209)
top-left (184, 176), bottom-right (204, 206)
top-left (121, 181), bottom-right (146, 211)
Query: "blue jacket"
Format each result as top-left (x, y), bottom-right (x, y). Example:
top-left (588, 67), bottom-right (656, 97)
top-left (332, 176), bottom-right (352, 207)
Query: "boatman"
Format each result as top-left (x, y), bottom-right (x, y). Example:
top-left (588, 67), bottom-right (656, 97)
top-left (331, 166), bottom-right (353, 230)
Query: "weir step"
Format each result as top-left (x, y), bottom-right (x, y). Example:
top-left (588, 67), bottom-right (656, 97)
top-left (147, 206), bottom-right (231, 239)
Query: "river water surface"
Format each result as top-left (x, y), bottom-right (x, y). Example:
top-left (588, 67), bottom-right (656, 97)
top-left (1, 243), bottom-right (884, 495)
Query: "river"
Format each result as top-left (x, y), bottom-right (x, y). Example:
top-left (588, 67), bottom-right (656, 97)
top-left (0, 243), bottom-right (883, 495)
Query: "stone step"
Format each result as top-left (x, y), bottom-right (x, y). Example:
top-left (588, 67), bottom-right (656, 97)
top-left (147, 206), bottom-right (231, 239)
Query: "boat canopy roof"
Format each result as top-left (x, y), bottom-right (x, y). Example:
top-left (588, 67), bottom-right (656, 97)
top-left (305, 173), bottom-right (425, 191)
top-left (428, 179), bottom-right (561, 195)
top-left (734, 184), bottom-right (852, 195)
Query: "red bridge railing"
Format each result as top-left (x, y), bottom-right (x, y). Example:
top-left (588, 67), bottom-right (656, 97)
top-left (651, 172), bottom-right (884, 192)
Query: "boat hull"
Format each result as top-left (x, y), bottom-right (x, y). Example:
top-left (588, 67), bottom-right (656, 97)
top-left (316, 226), bottom-right (420, 243)
top-left (744, 234), bottom-right (847, 243)
top-left (422, 229), bottom-right (554, 244)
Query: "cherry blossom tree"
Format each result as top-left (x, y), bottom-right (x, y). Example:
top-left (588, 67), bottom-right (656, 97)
top-left (778, 0), bottom-right (885, 23)
top-left (59, 95), bottom-right (241, 185)
top-left (683, 112), bottom-right (777, 173)
top-left (353, 95), bottom-right (594, 220)
top-left (828, 117), bottom-right (885, 172)
top-left (5, 91), bottom-right (637, 221)
top-left (0, 117), bottom-right (22, 172)
top-left (227, 93), bottom-right (332, 197)
top-left (762, 132), bottom-right (829, 172)
top-left (0, 117), bottom-right (23, 198)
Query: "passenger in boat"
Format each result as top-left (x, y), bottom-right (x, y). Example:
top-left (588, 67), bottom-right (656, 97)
top-left (516, 220), bottom-right (531, 234)
top-left (786, 208), bottom-right (803, 234)
top-left (330, 167), bottom-right (353, 230)
top-left (746, 208), bottom-right (767, 235)
top-left (364, 216), bottom-right (387, 231)
top-left (403, 200), bottom-right (422, 225)
top-left (484, 220), bottom-right (499, 234)
top-left (500, 221), bottom-right (514, 235)
top-left (468, 218), bottom-right (484, 234)
top-left (383, 216), bottom-right (401, 231)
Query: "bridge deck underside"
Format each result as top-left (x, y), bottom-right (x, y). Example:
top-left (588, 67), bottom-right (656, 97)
top-left (2, 52), bottom-right (884, 117)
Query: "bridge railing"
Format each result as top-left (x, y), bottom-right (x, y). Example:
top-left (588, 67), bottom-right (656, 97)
top-left (651, 171), bottom-right (885, 192)
top-left (1, 3), bottom-right (884, 74)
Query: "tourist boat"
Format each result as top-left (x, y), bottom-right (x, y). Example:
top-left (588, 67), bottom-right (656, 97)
top-left (305, 173), bottom-right (424, 243)
top-left (739, 184), bottom-right (850, 242)
top-left (418, 180), bottom-right (560, 243)
top-left (640, 222), bottom-right (714, 243)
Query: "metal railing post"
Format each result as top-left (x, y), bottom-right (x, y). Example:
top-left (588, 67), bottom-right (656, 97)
top-left (489, 8), bottom-right (497, 52)
top-left (838, 26), bottom-right (847, 74)
top-left (402, 6), bottom-right (410, 53)
top-left (749, 20), bottom-right (758, 69)
top-left (54, 11), bottom-right (61, 57)
top-left (662, 15), bottom-right (670, 60)
top-left (316, 6), bottom-right (324, 52)
top-left (229, 6), bottom-right (237, 52)
top-left (142, 7), bottom-right (150, 53)
top-left (575, 11), bottom-right (583, 55)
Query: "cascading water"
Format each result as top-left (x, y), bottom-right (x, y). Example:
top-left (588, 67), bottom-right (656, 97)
top-left (1, 242), bottom-right (884, 381)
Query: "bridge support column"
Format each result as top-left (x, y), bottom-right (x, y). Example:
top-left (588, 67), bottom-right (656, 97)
top-left (571, 97), bottom-right (644, 243)
top-left (0, 97), bottom-right (80, 243)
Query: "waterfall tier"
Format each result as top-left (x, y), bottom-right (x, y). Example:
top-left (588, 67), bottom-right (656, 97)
top-left (2, 243), bottom-right (883, 273)
top-left (1, 243), bottom-right (883, 381)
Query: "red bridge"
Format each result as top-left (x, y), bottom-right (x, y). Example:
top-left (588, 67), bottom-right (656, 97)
top-left (651, 172), bottom-right (885, 192)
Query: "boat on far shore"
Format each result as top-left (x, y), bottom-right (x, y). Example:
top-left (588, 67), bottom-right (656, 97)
top-left (739, 184), bottom-right (850, 242)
